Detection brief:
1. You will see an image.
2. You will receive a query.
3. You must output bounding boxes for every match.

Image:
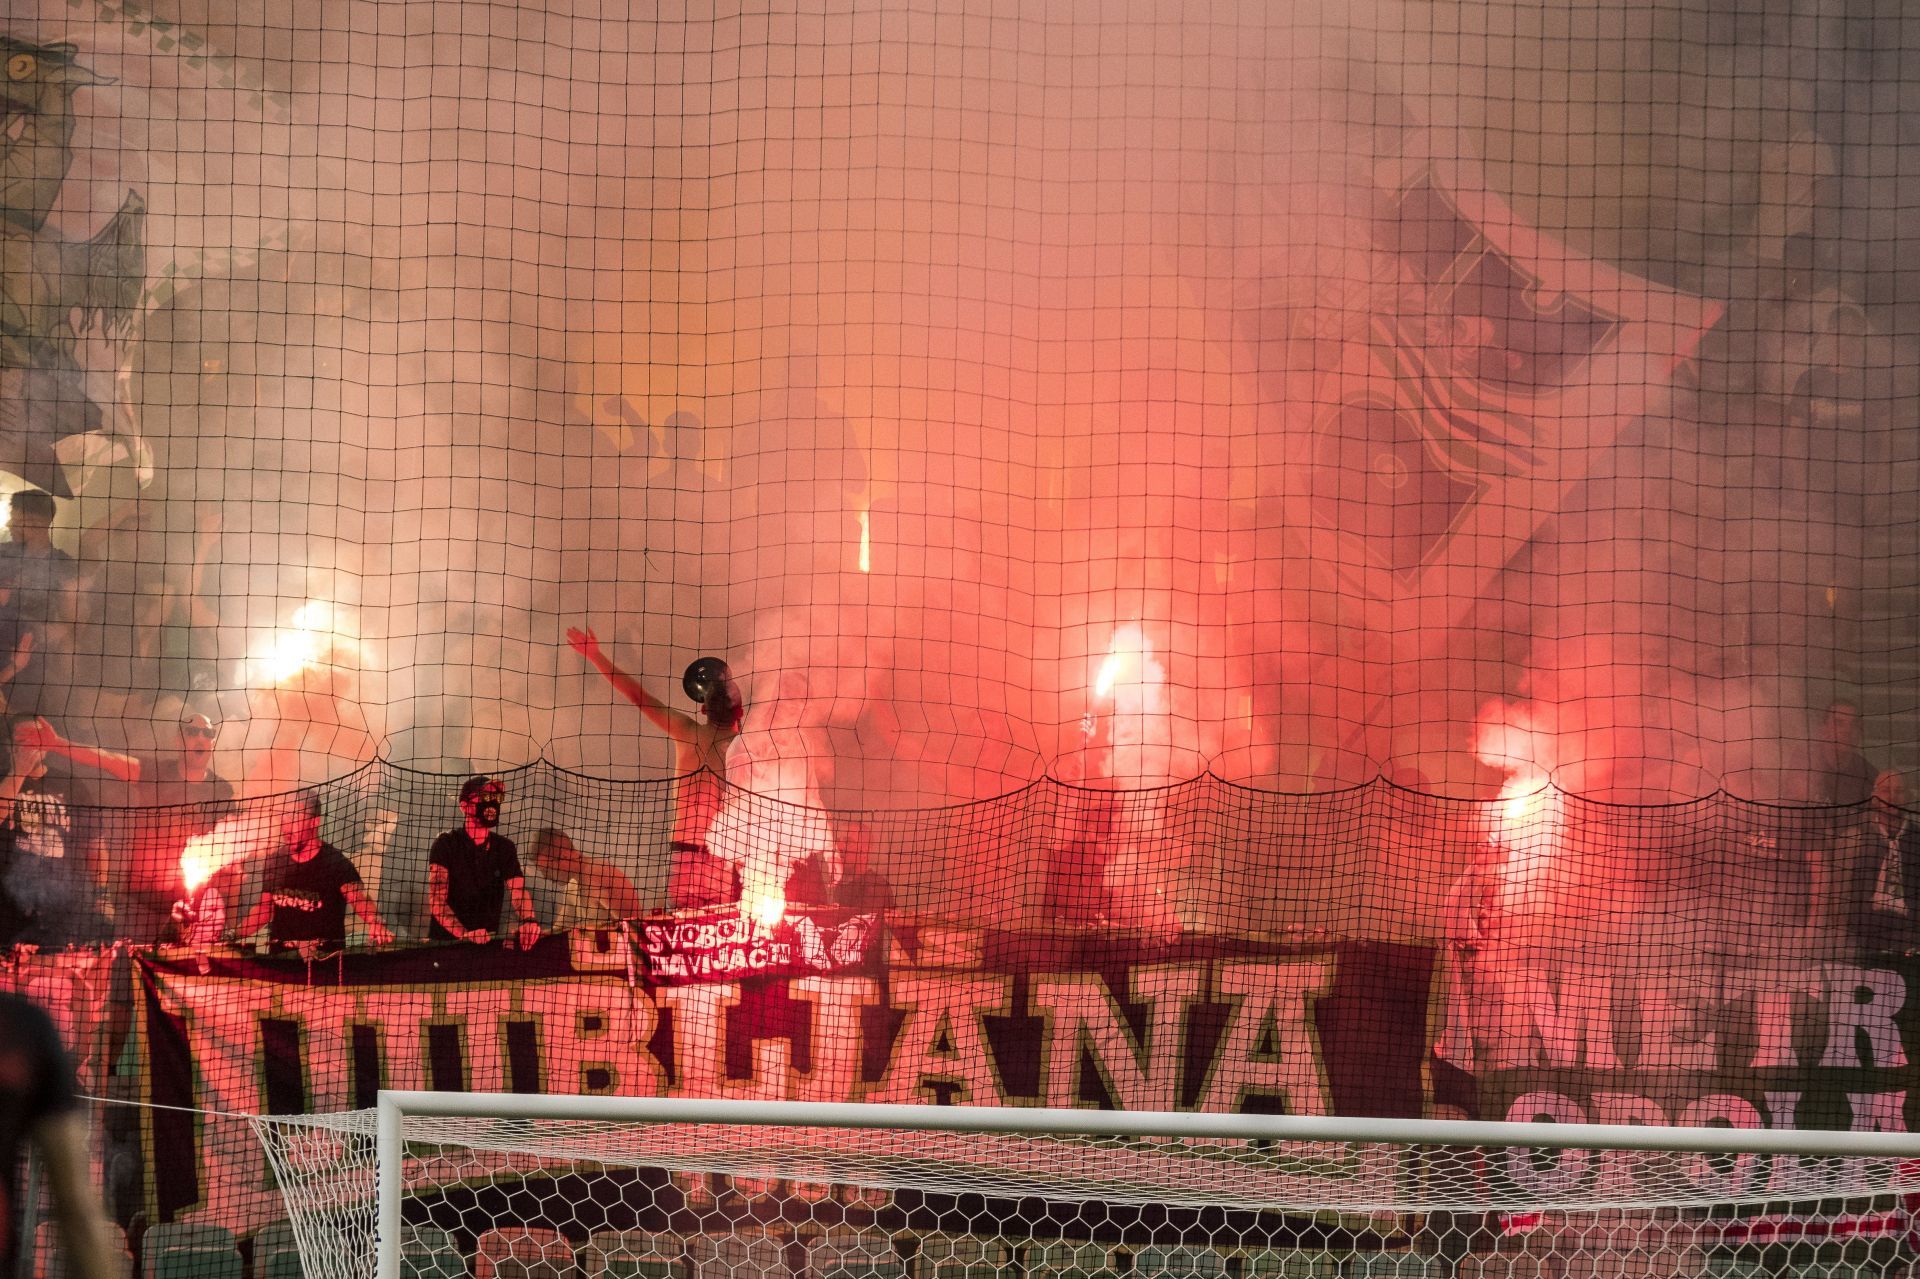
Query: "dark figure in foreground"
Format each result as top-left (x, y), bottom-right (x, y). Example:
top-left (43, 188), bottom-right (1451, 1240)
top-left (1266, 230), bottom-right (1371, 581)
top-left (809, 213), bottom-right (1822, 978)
top-left (0, 992), bottom-right (118, 1279)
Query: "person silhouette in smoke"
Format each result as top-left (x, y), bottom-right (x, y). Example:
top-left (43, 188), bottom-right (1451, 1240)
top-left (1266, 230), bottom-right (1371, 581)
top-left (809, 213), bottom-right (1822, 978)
top-left (1814, 698), bottom-right (1878, 805)
top-left (1865, 770), bottom-right (1920, 953)
top-left (523, 827), bottom-right (644, 930)
top-left (567, 628), bottom-right (744, 910)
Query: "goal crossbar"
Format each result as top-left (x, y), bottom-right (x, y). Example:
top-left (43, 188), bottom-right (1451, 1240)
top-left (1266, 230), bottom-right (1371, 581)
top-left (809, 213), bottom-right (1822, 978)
top-left (372, 1090), bottom-right (1920, 1279)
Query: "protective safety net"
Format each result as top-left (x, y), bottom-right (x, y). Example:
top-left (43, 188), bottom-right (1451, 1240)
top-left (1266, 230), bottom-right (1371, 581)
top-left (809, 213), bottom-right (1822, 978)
top-left (0, 0), bottom-right (1914, 805)
top-left (4, 0), bottom-right (1920, 1277)
top-left (248, 1106), bottom-right (1920, 1279)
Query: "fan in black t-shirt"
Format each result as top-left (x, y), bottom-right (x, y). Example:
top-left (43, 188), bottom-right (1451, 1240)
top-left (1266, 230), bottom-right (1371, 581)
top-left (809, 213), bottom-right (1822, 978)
top-left (0, 993), bottom-right (116, 1279)
top-left (426, 776), bottom-right (541, 949)
top-left (236, 797), bottom-right (394, 953)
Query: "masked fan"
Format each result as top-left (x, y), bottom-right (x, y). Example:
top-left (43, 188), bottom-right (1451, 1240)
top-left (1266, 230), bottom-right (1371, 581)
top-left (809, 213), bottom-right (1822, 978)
top-left (426, 775), bottom-right (541, 949)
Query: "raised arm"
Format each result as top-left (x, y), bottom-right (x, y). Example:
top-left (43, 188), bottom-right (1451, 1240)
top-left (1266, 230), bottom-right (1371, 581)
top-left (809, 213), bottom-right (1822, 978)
top-left (29, 721), bottom-right (140, 784)
top-left (0, 731), bottom-right (48, 823)
top-left (593, 860), bottom-right (645, 923)
top-left (0, 628), bottom-right (32, 686)
top-left (567, 628), bottom-right (700, 741)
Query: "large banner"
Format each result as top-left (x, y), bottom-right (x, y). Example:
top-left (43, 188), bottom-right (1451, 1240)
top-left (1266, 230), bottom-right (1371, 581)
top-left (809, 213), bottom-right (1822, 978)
top-left (128, 923), bottom-right (1920, 1236)
top-left (134, 921), bottom-right (1436, 1228)
top-left (1467, 954), bottom-right (1920, 1138)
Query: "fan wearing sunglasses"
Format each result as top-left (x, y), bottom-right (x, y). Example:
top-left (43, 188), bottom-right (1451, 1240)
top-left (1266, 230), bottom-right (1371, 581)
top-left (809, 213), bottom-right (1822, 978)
top-left (122, 714), bottom-right (237, 942)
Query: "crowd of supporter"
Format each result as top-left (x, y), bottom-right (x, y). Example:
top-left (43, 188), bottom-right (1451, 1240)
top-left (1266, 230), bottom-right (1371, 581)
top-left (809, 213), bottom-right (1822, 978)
top-left (0, 482), bottom-right (1908, 959)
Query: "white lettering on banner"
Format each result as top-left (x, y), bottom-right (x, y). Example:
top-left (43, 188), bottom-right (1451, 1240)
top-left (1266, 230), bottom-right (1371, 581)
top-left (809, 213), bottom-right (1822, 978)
top-left (350, 992), bottom-right (436, 1095)
top-left (1636, 975), bottom-right (1716, 1071)
top-left (1762, 1092), bottom-right (1808, 1196)
top-left (1589, 1092), bottom-right (1666, 1196)
top-left (1533, 966), bottom-right (1622, 1071)
top-left (1032, 964), bottom-right (1208, 1111)
top-left (1504, 1091), bottom-right (1592, 1197)
top-left (792, 977), bottom-right (879, 1103)
top-left (1848, 1089), bottom-right (1907, 1134)
top-left (1675, 1095), bottom-right (1765, 1198)
top-left (870, 975), bottom-right (1013, 1105)
top-left (1192, 960), bottom-right (1336, 1116)
top-left (1823, 966), bottom-right (1908, 1068)
top-left (147, 963), bottom-right (1351, 1117)
top-left (1501, 1089), bottom-right (1912, 1200)
top-left (650, 982), bottom-right (742, 1097)
top-left (1736, 966), bottom-right (1825, 1068)
top-left (1479, 964), bottom-right (1912, 1071)
top-left (540, 995), bottom-right (665, 1097)
top-left (638, 906), bottom-right (877, 985)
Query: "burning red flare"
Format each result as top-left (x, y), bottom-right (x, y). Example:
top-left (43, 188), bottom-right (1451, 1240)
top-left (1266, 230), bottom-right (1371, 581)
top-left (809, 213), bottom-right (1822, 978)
top-left (743, 891), bottom-right (787, 928)
top-left (1093, 623), bottom-right (1151, 701)
top-left (178, 813), bottom-right (276, 895)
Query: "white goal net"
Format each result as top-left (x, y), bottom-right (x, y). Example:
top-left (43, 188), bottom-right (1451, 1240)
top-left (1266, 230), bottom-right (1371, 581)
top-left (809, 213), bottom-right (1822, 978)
top-left (250, 1096), bottom-right (1920, 1279)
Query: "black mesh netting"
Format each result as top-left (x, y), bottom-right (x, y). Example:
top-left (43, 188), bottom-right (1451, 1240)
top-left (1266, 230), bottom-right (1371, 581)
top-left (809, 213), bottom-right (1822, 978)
top-left (4, 0), bottom-right (1920, 1274)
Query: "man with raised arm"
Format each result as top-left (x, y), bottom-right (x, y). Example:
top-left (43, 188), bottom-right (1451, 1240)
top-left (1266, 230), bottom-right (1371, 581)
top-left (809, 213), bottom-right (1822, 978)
top-left (567, 627), bottom-right (744, 910)
top-left (0, 717), bottom-right (122, 947)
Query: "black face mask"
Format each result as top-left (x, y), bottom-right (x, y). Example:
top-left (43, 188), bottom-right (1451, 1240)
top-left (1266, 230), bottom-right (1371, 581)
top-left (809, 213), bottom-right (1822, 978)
top-left (472, 801), bottom-right (502, 829)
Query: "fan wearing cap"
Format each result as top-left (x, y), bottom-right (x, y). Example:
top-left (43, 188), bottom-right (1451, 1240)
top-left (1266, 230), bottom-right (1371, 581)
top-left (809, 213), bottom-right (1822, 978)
top-left (426, 776), bottom-right (541, 948)
top-left (567, 627), bottom-right (744, 910)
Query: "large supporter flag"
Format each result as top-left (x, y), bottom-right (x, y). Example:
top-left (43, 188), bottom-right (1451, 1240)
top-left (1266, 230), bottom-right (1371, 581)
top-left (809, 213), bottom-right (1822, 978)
top-left (1290, 125), bottom-right (1723, 626)
top-left (1229, 118), bottom-right (1725, 767)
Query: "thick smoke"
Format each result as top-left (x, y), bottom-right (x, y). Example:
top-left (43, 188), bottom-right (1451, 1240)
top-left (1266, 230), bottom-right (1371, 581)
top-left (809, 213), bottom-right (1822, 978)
top-left (7, 0), bottom-right (1916, 813)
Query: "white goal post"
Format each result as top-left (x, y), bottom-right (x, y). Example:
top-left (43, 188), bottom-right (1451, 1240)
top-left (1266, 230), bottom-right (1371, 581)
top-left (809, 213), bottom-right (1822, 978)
top-left (246, 1092), bottom-right (1920, 1279)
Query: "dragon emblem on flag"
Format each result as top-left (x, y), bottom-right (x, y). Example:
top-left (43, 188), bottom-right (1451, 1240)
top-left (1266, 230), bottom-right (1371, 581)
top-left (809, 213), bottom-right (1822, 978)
top-left (1273, 139), bottom-right (1720, 620)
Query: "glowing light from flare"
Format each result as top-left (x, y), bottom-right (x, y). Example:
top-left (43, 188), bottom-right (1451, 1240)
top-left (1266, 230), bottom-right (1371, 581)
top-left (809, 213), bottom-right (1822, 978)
top-left (179, 813), bottom-right (274, 894)
top-left (250, 600), bottom-right (340, 686)
top-left (1500, 775), bottom-right (1546, 827)
top-left (1487, 770), bottom-right (1564, 908)
top-left (857, 507), bottom-right (871, 574)
top-left (743, 892), bottom-right (787, 928)
top-left (1093, 624), bottom-right (1152, 701)
top-left (179, 836), bottom-right (221, 895)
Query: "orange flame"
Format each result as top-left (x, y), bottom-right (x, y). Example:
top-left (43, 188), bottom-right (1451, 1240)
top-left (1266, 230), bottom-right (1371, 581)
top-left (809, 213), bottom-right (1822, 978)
top-left (856, 507), bottom-right (871, 574)
top-left (744, 891), bottom-right (787, 928)
top-left (179, 812), bottom-right (276, 895)
top-left (1093, 624), bottom-right (1150, 701)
